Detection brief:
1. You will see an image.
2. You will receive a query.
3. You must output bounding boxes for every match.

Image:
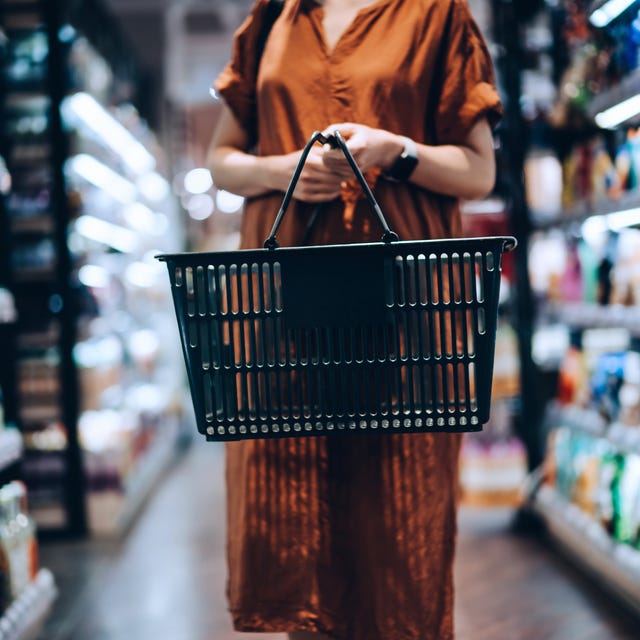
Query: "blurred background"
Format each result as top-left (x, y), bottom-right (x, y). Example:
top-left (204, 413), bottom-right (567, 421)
top-left (1, 0), bottom-right (640, 638)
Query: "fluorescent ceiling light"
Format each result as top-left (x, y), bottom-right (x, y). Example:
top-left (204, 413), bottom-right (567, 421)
top-left (62, 92), bottom-right (156, 174)
top-left (581, 206), bottom-right (640, 243)
top-left (184, 168), bottom-right (213, 194)
top-left (75, 215), bottom-right (139, 253)
top-left (594, 94), bottom-right (640, 129)
top-left (590, 0), bottom-right (637, 27)
top-left (67, 154), bottom-right (137, 204)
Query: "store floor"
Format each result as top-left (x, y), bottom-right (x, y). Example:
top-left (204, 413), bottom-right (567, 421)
top-left (37, 440), bottom-right (639, 640)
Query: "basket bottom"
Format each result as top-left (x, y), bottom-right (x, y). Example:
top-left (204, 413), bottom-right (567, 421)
top-left (202, 413), bottom-right (484, 441)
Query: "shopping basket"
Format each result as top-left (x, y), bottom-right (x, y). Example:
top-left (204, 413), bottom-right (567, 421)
top-left (158, 131), bottom-right (516, 441)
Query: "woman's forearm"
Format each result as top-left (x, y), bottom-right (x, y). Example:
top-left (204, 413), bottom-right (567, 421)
top-left (410, 140), bottom-right (496, 201)
top-left (321, 120), bottom-right (496, 202)
top-left (208, 146), bottom-right (293, 198)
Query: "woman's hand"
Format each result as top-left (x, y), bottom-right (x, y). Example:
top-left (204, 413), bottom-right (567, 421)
top-left (284, 145), bottom-right (344, 203)
top-left (208, 105), bottom-right (343, 201)
top-left (320, 122), bottom-right (403, 177)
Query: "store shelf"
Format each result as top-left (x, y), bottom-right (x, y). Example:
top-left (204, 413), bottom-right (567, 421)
top-left (9, 217), bottom-right (54, 235)
top-left (532, 188), bottom-right (640, 231)
top-left (532, 484), bottom-right (640, 617)
top-left (0, 568), bottom-right (57, 640)
top-left (587, 67), bottom-right (640, 121)
top-left (117, 421), bottom-right (181, 533)
top-left (0, 429), bottom-right (23, 473)
top-left (546, 402), bottom-right (640, 457)
top-left (87, 416), bottom-right (183, 536)
top-left (541, 301), bottom-right (640, 336)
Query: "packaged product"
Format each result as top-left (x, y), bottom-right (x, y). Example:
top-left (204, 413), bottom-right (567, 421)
top-left (618, 351), bottom-right (640, 426)
top-left (596, 449), bottom-right (620, 535)
top-left (557, 345), bottom-right (588, 406)
top-left (577, 239), bottom-right (599, 304)
top-left (613, 454), bottom-right (640, 545)
top-left (590, 351), bottom-right (627, 421)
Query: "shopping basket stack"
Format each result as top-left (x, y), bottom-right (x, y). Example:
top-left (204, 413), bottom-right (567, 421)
top-left (158, 132), bottom-right (516, 441)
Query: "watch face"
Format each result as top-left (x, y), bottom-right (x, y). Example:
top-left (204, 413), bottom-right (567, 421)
top-left (388, 151), bottom-right (418, 181)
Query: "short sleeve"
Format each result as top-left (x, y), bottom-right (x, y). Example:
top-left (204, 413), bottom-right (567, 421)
top-left (433, 0), bottom-right (503, 145)
top-left (214, 0), bottom-right (269, 144)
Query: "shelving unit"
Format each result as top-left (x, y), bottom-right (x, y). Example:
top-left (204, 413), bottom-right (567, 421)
top-left (0, 569), bottom-right (57, 640)
top-left (0, 0), bottom-right (187, 537)
top-left (545, 402), bottom-right (640, 456)
top-left (533, 188), bottom-right (640, 230)
top-left (586, 66), bottom-right (640, 121)
top-left (515, 0), bottom-right (640, 615)
top-left (541, 301), bottom-right (640, 334)
top-left (532, 484), bottom-right (640, 617)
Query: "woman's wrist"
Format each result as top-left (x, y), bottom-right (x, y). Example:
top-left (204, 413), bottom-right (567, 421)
top-left (381, 133), bottom-right (419, 181)
top-left (255, 153), bottom-right (296, 193)
top-left (379, 131), bottom-right (407, 172)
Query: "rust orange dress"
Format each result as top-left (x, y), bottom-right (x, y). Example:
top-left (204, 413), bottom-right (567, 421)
top-left (215, 1), bottom-right (502, 638)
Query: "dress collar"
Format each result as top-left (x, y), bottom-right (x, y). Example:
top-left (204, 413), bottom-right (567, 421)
top-left (293, 0), bottom-right (397, 17)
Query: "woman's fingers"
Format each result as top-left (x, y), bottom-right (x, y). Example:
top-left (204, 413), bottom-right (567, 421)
top-left (320, 123), bottom-right (402, 176)
top-left (292, 148), bottom-right (342, 202)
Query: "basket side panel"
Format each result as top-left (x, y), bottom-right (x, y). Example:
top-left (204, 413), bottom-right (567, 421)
top-left (471, 247), bottom-right (504, 423)
top-left (164, 261), bottom-right (209, 434)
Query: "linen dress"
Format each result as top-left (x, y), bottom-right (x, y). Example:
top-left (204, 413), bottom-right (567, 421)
top-left (215, 1), bottom-right (502, 638)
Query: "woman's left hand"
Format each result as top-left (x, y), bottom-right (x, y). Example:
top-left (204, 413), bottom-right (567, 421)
top-left (320, 122), bottom-right (403, 178)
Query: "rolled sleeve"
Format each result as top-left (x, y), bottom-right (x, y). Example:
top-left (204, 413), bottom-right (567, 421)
top-left (214, 0), bottom-right (269, 144)
top-left (433, 0), bottom-right (503, 144)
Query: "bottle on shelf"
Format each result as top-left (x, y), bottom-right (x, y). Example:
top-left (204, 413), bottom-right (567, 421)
top-left (0, 482), bottom-right (39, 603)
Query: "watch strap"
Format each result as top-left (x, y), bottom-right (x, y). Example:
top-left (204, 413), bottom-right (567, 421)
top-left (384, 136), bottom-right (419, 182)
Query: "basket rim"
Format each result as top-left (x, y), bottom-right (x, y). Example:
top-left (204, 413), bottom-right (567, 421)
top-left (155, 235), bottom-right (516, 262)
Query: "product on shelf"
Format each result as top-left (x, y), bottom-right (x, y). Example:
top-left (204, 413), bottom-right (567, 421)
top-left (0, 290), bottom-right (17, 324)
top-left (0, 481), bottom-right (39, 612)
top-left (459, 398), bottom-right (528, 508)
top-left (545, 426), bottom-right (640, 551)
top-left (491, 322), bottom-right (521, 399)
top-left (529, 227), bottom-right (640, 314)
top-left (460, 434), bottom-right (528, 507)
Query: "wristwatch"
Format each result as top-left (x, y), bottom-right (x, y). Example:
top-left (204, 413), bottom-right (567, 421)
top-left (384, 136), bottom-right (419, 182)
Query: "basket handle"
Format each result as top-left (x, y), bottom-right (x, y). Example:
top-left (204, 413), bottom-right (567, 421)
top-left (264, 130), bottom-right (399, 249)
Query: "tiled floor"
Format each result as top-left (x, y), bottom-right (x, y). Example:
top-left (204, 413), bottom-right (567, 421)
top-left (37, 439), bottom-right (639, 640)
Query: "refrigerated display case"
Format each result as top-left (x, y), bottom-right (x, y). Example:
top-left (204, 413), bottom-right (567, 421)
top-left (0, 0), bottom-right (188, 537)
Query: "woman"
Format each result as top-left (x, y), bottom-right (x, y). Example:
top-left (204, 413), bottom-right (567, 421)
top-left (208, 1), bottom-right (502, 638)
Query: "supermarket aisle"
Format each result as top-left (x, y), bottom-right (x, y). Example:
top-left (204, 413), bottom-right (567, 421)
top-left (38, 440), bottom-right (639, 640)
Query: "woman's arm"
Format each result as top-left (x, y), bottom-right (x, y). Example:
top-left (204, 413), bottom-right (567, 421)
top-left (206, 106), bottom-right (344, 202)
top-left (320, 120), bottom-right (497, 201)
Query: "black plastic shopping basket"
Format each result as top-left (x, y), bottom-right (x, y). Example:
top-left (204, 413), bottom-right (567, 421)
top-left (158, 131), bottom-right (516, 441)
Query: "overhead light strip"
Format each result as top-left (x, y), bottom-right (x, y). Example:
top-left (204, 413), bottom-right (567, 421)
top-left (581, 206), bottom-right (640, 242)
top-left (589, 0), bottom-right (637, 28)
top-left (67, 154), bottom-right (137, 204)
top-left (594, 93), bottom-right (640, 129)
top-left (75, 215), bottom-right (140, 254)
top-left (62, 92), bottom-right (156, 175)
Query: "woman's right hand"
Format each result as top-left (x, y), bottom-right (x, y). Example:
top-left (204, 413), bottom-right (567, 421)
top-left (281, 146), bottom-right (343, 203)
top-left (209, 105), bottom-right (343, 201)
